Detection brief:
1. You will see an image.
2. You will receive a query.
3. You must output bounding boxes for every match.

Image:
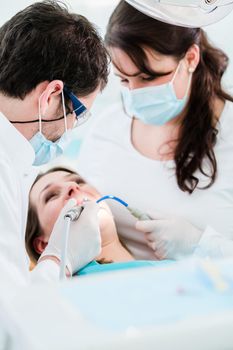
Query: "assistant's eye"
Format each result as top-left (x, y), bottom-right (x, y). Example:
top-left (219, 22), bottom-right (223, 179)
top-left (141, 70), bottom-right (174, 82)
top-left (120, 78), bottom-right (129, 84)
top-left (44, 191), bottom-right (59, 203)
top-left (141, 76), bottom-right (156, 82)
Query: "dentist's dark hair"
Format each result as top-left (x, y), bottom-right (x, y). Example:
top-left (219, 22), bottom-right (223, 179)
top-left (0, 1), bottom-right (109, 99)
top-left (106, 0), bottom-right (233, 193)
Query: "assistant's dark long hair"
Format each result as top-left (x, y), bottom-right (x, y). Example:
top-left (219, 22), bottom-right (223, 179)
top-left (106, 1), bottom-right (233, 193)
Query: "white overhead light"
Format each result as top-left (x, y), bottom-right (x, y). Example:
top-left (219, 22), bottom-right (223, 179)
top-left (125, 0), bottom-right (233, 27)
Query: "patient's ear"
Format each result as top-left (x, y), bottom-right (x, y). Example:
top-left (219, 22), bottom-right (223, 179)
top-left (33, 235), bottom-right (48, 255)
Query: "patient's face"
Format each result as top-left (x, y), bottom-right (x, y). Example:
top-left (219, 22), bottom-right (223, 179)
top-left (30, 171), bottom-right (116, 246)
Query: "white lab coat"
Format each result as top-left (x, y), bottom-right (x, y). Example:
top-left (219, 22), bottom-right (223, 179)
top-left (0, 112), bottom-right (59, 288)
top-left (77, 99), bottom-right (233, 260)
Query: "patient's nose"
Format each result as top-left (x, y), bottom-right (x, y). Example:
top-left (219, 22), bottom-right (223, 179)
top-left (65, 183), bottom-right (80, 199)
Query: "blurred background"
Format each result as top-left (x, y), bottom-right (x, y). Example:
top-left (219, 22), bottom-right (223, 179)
top-left (1, 0), bottom-right (232, 163)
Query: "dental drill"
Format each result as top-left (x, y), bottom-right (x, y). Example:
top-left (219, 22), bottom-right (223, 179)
top-left (60, 205), bottom-right (84, 280)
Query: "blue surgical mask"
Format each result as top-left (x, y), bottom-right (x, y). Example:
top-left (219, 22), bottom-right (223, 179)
top-left (121, 61), bottom-right (192, 126)
top-left (30, 129), bottom-right (73, 166)
top-left (30, 89), bottom-right (72, 166)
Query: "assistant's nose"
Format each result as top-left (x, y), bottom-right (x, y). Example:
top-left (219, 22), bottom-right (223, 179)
top-left (128, 79), bottom-right (144, 90)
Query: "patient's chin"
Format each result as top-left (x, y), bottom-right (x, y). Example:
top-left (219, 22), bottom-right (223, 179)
top-left (97, 206), bottom-right (118, 247)
top-left (97, 206), bottom-right (114, 232)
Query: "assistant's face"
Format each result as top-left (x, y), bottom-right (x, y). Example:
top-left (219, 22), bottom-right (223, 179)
top-left (110, 47), bottom-right (191, 99)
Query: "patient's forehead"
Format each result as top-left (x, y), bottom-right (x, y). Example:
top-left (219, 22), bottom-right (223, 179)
top-left (30, 171), bottom-right (76, 202)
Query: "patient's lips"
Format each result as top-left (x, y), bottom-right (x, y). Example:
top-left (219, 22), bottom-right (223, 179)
top-left (70, 188), bottom-right (113, 220)
top-left (75, 192), bottom-right (97, 206)
top-left (75, 193), bottom-right (113, 218)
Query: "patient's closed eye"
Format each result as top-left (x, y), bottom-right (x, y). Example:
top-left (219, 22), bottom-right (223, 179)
top-left (44, 191), bottom-right (59, 203)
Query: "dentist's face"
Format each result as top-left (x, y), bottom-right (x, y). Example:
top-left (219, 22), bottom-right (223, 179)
top-left (40, 87), bottom-right (100, 143)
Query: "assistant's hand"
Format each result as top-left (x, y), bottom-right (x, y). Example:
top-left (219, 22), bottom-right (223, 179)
top-left (136, 213), bottom-right (203, 260)
top-left (39, 199), bottom-right (101, 275)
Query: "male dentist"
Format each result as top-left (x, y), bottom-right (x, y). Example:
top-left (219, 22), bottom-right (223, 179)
top-left (0, 1), bottom-right (109, 285)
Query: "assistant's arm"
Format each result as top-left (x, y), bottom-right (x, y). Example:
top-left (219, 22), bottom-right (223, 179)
top-left (194, 226), bottom-right (233, 258)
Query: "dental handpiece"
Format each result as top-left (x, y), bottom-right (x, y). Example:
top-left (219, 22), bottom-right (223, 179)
top-left (127, 206), bottom-right (151, 220)
top-left (64, 205), bottom-right (84, 221)
top-left (60, 205), bottom-right (84, 280)
top-left (61, 201), bottom-right (91, 280)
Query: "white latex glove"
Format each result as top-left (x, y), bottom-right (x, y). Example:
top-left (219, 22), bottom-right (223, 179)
top-left (39, 199), bottom-right (101, 275)
top-left (136, 213), bottom-right (203, 260)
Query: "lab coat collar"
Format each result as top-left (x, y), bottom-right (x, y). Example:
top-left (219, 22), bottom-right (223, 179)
top-left (0, 112), bottom-right (35, 172)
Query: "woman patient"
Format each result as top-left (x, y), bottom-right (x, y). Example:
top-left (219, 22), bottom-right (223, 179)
top-left (26, 167), bottom-right (170, 276)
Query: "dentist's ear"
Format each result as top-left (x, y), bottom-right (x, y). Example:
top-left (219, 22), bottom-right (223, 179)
top-left (39, 80), bottom-right (64, 116)
top-left (33, 235), bottom-right (48, 255)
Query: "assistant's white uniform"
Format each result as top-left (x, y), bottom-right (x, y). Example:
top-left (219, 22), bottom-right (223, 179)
top-left (0, 112), bottom-right (59, 288)
top-left (77, 99), bottom-right (233, 260)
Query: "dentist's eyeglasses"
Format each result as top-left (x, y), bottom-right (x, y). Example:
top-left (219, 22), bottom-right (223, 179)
top-left (72, 109), bottom-right (92, 128)
top-left (63, 86), bottom-right (91, 128)
top-left (9, 86), bottom-right (92, 127)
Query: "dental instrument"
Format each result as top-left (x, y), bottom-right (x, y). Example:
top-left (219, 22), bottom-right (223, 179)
top-left (60, 205), bottom-right (84, 280)
top-left (96, 195), bottom-right (151, 220)
top-left (60, 195), bottom-right (150, 279)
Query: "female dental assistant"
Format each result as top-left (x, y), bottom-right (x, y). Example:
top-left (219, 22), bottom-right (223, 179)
top-left (0, 1), bottom-right (109, 286)
top-left (77, 0), bottom-right (233, 261)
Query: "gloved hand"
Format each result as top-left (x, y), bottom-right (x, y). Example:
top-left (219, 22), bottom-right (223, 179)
top-left (39, 199), bottom-right (101, 275)
top-left (135, 213), bottom-right (203, 260)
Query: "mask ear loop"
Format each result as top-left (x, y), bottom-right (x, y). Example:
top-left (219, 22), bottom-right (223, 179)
top-left (171, 61), bottom-right (194, 100)
top-left (61, 89), bottom-right (68, 133)
top-left (170, 61), bottom-right (182, 85)
top-left (182, 67), bottom-right (195, 99)
top-left (38, 92), bottom-right (45, 134)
